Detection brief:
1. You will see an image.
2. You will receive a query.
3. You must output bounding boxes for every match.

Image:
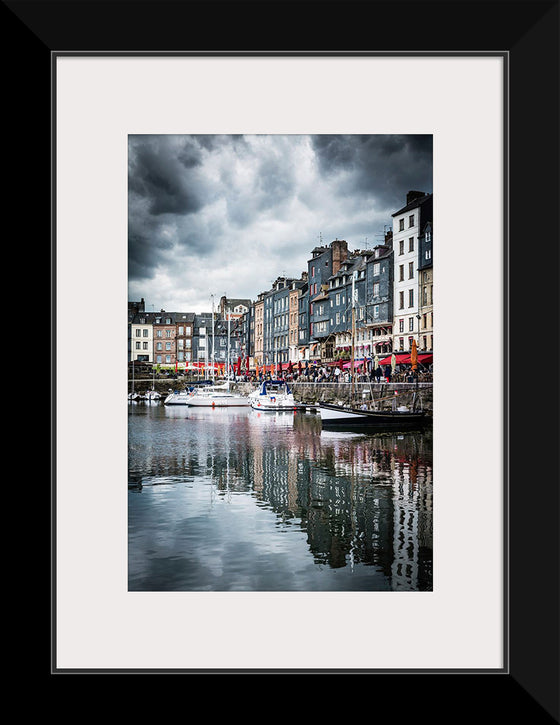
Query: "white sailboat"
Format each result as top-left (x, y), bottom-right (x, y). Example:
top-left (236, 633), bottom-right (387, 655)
top-left (128, 359), bottom-right (139, 400)
top-left (187, 307), bottom-right (249, 407)
top-left (145, 365), bottom-right (161, 401)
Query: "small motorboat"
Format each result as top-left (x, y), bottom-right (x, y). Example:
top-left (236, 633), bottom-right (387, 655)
top-left (250, 379), bottom-right (297, 411)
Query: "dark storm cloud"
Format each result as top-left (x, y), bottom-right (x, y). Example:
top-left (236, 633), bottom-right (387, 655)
top-left (129, 135), bottom-right (206, 216)
top-left (311, 134), bottom-right (432, 207)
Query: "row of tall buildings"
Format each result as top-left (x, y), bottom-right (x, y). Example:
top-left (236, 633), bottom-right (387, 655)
top-left (128, 191), bottom-right (433, 370)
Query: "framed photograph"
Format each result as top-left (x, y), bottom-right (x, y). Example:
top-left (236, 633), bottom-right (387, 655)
top-left (19, 0), bottom-right (556, 709)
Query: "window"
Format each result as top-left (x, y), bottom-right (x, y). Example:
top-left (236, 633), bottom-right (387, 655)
top-left (311, 265), bottom-right (315, 277)
top-left (143, 342), bottom-right (148, 350)
top-left (165, 318), bottom-right (171, 325)
top-left (409, 318), bottom-right (414, 331)
top-left (425, 249), bottom-right (432, 260)
top-left (399, 319), bottom-right (404, 333)
top-left (336, 313), bottom-right (340, 325)
top-left (399, 264), bottom-right (404, 281)
top-left (409, 215), bottom-right (414, 227)
top-left (399, 291), bottom-right (404, 309)
top-left (135, 329), bottom-right (141, 337)
top-left (156, 342), bottom-right (162, 351)
top-left (135, 341), bottom-right (141, 350)
top-left (178, 326), bottom-right (184, 335)
top-left (399, 337), bottom-right (404, 350)
top-left (143, 329), bottom-right (148, 337)
top-left (399, 219), bottom-right (405, 231)
top-left (409, 261), bottom-right (414, 279)
top-left (373, 305), bottom-right (379, 318)
top-left (408, 289), bottom-right (414, 307)
top-left (373, 282), bottom-right (380, 296)
top-left (165, 342), bottom-right (171, 351)
top-left (409, 237), bottom-right (414, 252)
top-left (335, 293), bottom-right (340, 305)
top-left (399, 240), bottom-right (404, 255)
top-left (166, 329), bottom-right (172, 337)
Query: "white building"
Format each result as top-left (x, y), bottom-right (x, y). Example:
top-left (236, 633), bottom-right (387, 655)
top-left (391, 191), bottom-right (433, 352)
top-left (130, 312), bottom-right (156, 362)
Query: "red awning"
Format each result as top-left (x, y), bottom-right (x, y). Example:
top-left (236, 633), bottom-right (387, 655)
top-left (378, 353), bottom-right (433, 365)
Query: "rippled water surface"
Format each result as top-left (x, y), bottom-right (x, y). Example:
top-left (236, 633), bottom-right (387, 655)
top-left (128, 403), bottom-right (432, 591)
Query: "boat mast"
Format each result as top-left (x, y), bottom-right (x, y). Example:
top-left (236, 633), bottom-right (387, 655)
top-left (351, 270), bottom-right (357, 399)
top-left (211, 294), bottom-right (215, 382)
top-left (227, 305), bottom-right (230, 387)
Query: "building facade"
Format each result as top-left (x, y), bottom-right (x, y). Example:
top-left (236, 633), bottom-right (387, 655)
top-left (174, 312), bottom-right (195, 366)
top-left (391, 191), bottom-right (433, 351)
top-left (153, 311), bottom-right (177, 366)
top-left (365, 239), bottom-right (394, 356)
top-left (418, 220), bottom-right (433, 352)
top-left (308, 239), bottom-right (349, 360)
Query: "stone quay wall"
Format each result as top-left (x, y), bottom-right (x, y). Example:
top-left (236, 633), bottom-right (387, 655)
top-left (129, 377), bottom-right (433, 412)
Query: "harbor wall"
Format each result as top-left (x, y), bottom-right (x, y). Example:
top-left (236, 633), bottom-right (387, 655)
top-left (130, 377), bottom-right (433, 411)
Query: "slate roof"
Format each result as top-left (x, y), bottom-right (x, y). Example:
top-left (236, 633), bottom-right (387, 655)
top-left (391, 192), bottom-right (433, 217)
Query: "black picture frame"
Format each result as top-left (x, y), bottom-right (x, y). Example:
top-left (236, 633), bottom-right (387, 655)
top-left (16, 0), bottom-right (557, 714)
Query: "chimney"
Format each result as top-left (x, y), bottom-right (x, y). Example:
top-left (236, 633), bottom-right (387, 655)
top-left (331, 239), bottom-right (348, 276)
top-left (406, 190), bottom-right (427, 205)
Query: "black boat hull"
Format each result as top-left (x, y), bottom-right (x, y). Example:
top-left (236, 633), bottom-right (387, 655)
top-left (318, 404), bottom-right (432, 432)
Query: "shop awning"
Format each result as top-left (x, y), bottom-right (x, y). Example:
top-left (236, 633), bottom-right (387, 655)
top-left (378, 353), bottom-right (433, 365)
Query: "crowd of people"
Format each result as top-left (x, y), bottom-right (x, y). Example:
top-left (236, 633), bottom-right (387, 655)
top-left (233, 362), bottom-right (433, 385)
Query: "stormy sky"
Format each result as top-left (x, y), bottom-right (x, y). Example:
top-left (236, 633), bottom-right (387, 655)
top-left (128, 134), bottom-right (432, 313)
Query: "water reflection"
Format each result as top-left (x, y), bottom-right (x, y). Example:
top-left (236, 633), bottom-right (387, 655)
top-left (129, 405), bottom-right (432, 591)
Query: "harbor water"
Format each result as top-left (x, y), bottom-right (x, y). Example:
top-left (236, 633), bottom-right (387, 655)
top-left (128, 402), bottom-right (433, 591)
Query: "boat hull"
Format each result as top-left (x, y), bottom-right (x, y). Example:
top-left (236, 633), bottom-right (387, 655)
top-left (164, 393), bottom-right (192, 405)
top-left (250, 398), bottom-right (297, 411)
top-left (187, 396), bottom-right (251, 407)
top-left (318, 403), bottom-right (431, 431)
